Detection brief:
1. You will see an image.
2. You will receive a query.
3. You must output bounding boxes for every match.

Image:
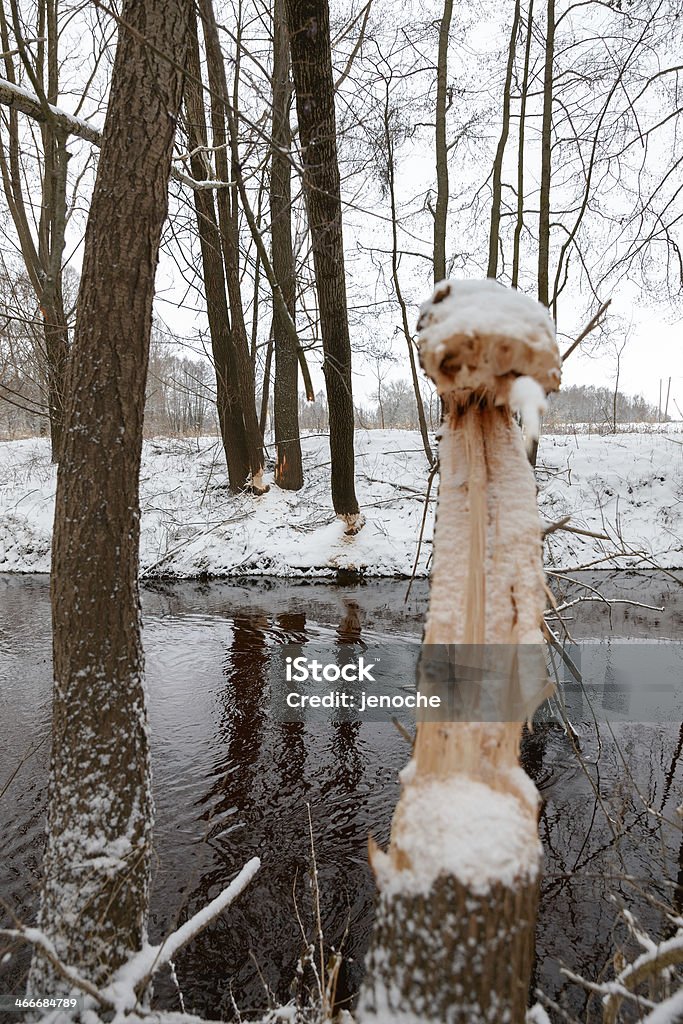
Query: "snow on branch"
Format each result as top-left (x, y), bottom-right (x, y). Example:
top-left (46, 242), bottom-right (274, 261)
top-left (104, 856), bottom-right (260, 1009)
top-left (1, 857), bottom-right (260, 1021)
top-left (0, 77), bottom-right (230, 191)
top-left (562, 928), bottom-right (683, 1024)
top-left (0, 78), bottom-right (101, 144)
top-left (640, 987), bottom-right (683, 1023)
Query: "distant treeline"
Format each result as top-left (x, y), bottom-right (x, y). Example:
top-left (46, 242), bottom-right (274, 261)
top-left (545, 384), bottom-right (667, 429)
top-left (0, 329), bottom-right (666, 441)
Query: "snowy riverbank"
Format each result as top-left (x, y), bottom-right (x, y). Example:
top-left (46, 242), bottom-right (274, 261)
top-left (0, 428), bottom-right (681, 576)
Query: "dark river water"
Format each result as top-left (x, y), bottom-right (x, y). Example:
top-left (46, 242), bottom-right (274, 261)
top-left (0, 571), bottom-right (681, 1022)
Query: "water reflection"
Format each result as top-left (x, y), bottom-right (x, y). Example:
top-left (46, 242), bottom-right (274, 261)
top-left (0, 572), bottom-right (681, 1022)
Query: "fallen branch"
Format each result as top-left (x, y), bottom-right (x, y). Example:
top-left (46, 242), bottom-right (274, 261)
top-left (550, 595), bottom-right (664, 614)
top-left (111, 856), bottom-right (260, 1009)
top-left (542, 515), bottom-right (610, 541)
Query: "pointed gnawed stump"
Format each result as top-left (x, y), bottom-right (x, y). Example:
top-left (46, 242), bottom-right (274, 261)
top-left (358, 279), bottom-right (561, 1024)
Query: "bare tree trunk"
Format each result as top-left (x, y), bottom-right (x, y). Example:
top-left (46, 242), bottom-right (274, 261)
top-left (512, 0), bottom-right (534, 289)
top-left (538, 0), bottom-right (555, 307)
top-left (271, 0), bottom-right (303, 490)
top-left (285, 0), bottom-right (360, 525)
top-left (0, 0), bottom-right (69, 462)
top-left (200, 0), bottom-right (266, 491)
top-left (433, 0), bottom-right (453, 284)
top-left (382, 80), bottom-right (433, 465)
top-left (259, 326), bottom-right (274, 437)
top-left (487, 0), bottom-right (521, 280)
top-left (185, 9), bottom-right (251, 491)
top-left (29, 0), bottom-right (188, 992)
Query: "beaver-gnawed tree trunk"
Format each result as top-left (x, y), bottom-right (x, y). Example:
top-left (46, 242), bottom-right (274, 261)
top-left (285, 0), bottom-right (360, 526)
top-left (28, 0), bottom-right (189, 993)
top-left (358, 279), bottom-right (561, 1023)
top-left (271, 0), bottom-right (303, 491)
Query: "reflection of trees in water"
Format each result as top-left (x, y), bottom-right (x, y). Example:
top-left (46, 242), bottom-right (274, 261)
top-left (524, 720), bottom-right (683, 1022)
top-left (165, 601), bottom-right (377, 1019)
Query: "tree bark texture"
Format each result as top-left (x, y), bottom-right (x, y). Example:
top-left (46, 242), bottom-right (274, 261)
top-left (271, 0), bottom-right (303, 490)
top-left (433, 0), bottom-right (453, 284)
top-left (361, 874), bottom-right (539, 1023)
top-left (29, 0), bottom-right (189, 992)
top-left (537, 0), bottom-right (554, 307)
top-left (185, 9), bottom-right (251, 491)
top-left (285, 0), bottom-right (359, 519)
top-left (200, 0), bottom-right (266, 490)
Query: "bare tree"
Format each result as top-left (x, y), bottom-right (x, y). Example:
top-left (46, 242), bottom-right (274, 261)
top-left (28, 0), bottom-right (189, 992)
top-left (183, 7), bottom-right (251, 490)
top-left (433, 0), bottom-right (453, 284)
top-left (285, 0), bottom-right (361, 528)
top-left (0, 0), bottom-right (74, 460)
top-left (271, 0), bottom-right (303, 490)
top-left (487, 0), bottom-right (521, 280)
top-left (200, 0), bottom-right (267, 491)
top-left (537, 0), bottom-right (554, 308)
top-left (511, 0), bottom-right (534, 289)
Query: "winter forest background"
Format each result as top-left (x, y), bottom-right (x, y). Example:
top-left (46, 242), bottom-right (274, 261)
top-left (1, 0), bottom-right (682, 450)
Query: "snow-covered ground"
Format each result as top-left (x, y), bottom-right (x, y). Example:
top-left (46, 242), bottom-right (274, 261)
top-left (0, 427), bottom-right (681, 576)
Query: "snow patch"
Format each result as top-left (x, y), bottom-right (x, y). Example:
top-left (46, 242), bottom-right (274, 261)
top-left (373, 771), bottom-right (542, 897)
top-left (0, 428), bottom-right (681, 576)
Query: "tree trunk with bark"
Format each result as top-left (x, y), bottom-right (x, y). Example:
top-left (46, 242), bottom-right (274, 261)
top-left (538, 0), bottom-right (555, 308)
top-left (433, 0), bottom-right (453, 284)
top-left (271, 0), bottom-right (303, 490)
top-left (285, 0), bottom-right (360, 526)
top-left (512, 0), bottom-right (534, 289)
top-left (185, 9), bottom-right (251, 491)
top-left (487, 0), bottom-right (521, 280)
top-left (200, 0), bottom-right (266, 492)
top-left (29, 0), bottom-right (189, 992)
top-left (358, 279), bottom-right (561, 1023)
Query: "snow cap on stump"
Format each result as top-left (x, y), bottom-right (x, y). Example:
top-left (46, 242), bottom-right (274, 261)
top-left (418, 278), bottom-right (561, 438)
